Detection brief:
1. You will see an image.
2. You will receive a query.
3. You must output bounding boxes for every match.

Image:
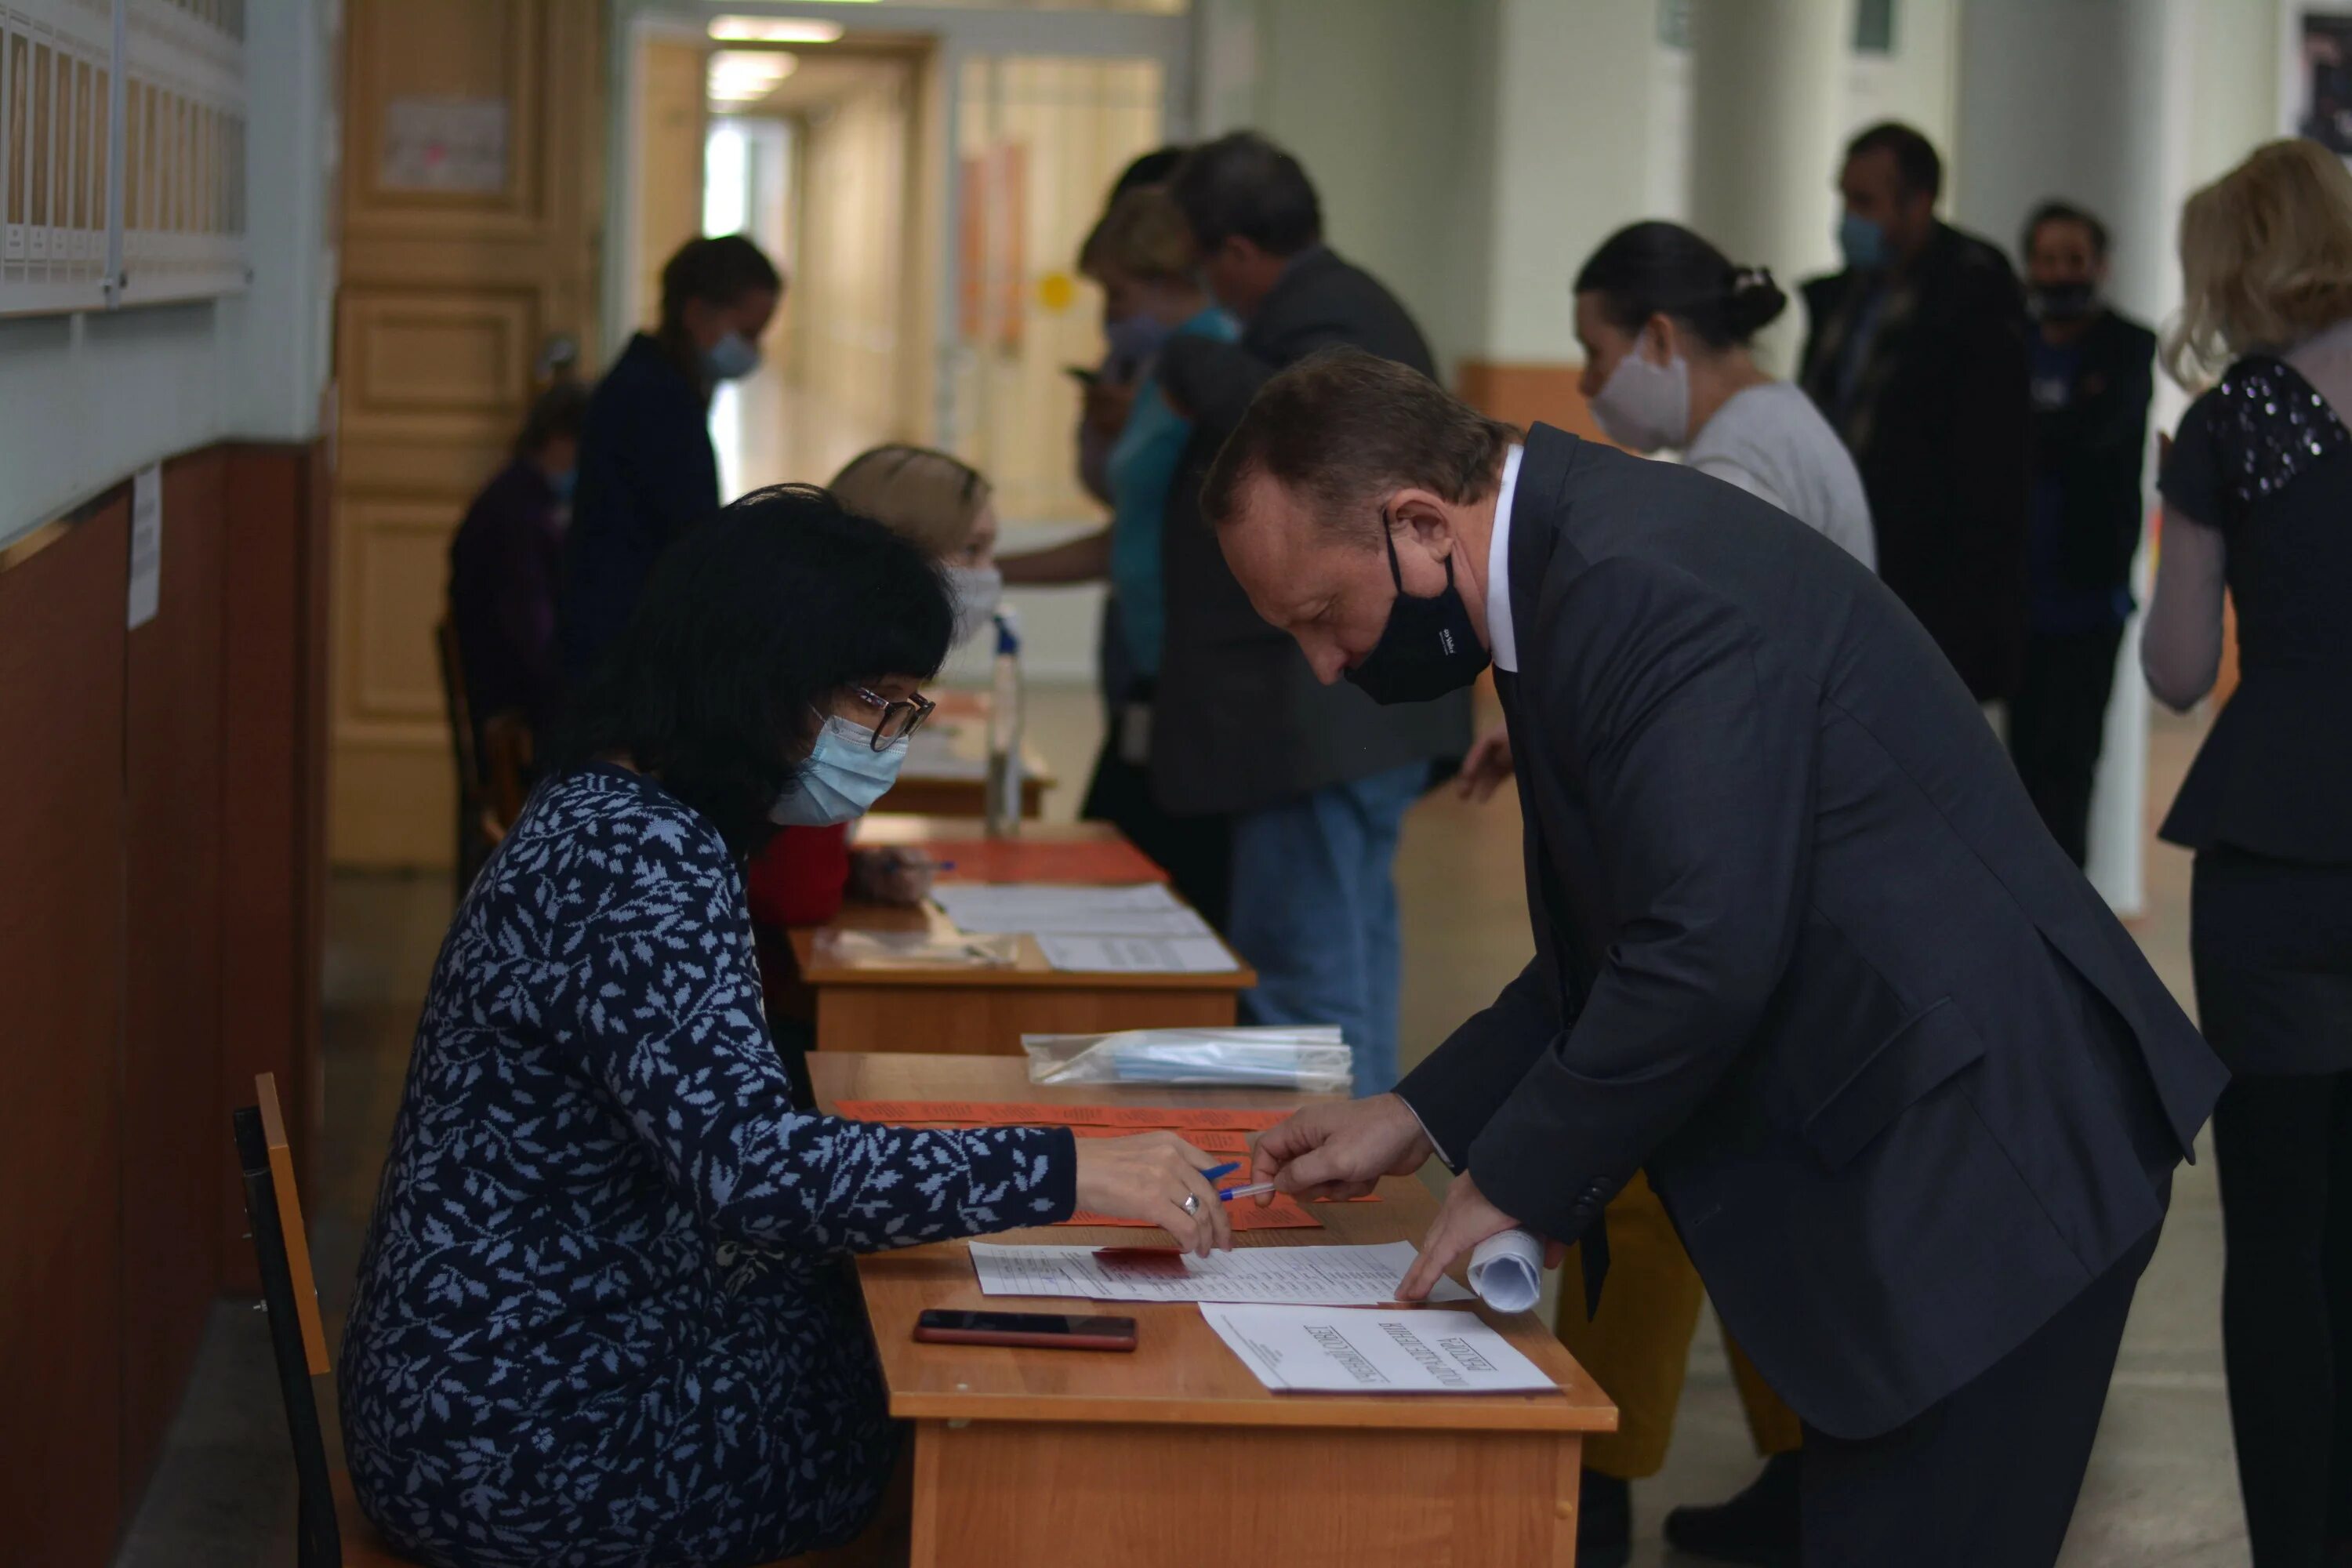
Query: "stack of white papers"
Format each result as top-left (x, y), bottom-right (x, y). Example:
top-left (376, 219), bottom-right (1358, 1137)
top-left (966, 1240), bottom-right (1472, 1306)
top-left (931, 882), bottom-right (1212, 938)
top-left (1200, 1304), bottom-right (1556, 1394)
top-left (1032, 934), bottom-right (1240, 974)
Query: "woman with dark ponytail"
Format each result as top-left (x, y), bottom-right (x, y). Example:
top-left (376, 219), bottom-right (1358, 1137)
top-left (1573, 220), bottom-right (1875, 568)
top-left (559, 234), bottom-right (785, 686)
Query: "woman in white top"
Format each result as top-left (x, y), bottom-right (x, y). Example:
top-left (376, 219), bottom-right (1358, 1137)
top-left (1458, 221), bottom-right (1877, 803)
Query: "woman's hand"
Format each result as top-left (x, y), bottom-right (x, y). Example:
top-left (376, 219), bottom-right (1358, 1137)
top-left (1454, 723), bottom-right (1515, 803)
top-left (848, 847), bottom-right (934, 906)
top-left (1073, 1132), bottom-right (1235, 1258)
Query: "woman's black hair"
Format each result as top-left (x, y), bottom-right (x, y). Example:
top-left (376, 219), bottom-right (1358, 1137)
top-left (657, 234), bottom-right (783, 382)
top-left (1573, 221), bottom-right (1788, 352)
top-left (544, 485), bottom-right (953, 857)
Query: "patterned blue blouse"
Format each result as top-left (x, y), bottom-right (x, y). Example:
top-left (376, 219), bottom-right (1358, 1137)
top-left (339, 765), bottom-right (1077, 1567)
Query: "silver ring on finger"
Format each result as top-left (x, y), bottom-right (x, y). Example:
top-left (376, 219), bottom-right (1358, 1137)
top-left (1178, 1192), bottom-right (1201, 1218)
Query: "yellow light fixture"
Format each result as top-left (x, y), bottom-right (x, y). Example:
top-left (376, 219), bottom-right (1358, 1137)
top-left (707, 48), bottom-right (799, 103)
top-left (708, 16), bottom-right (847, 45)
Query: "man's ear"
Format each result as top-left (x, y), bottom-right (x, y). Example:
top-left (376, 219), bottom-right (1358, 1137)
top-left (1392, 489), bottom-right (1457, 557)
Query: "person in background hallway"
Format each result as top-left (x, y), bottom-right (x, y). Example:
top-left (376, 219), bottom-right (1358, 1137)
top-left (340, 486), bottom-right (1235, 1568)
top-left (1218, 350), bottom-right (2223, 1568)
top-left (558, 234), bottom-right (781, 684)
top-left (1452, 218), bottom-right (1871, 1568)
top-left (448, 379), bottom-right (589, 750)
top-left (745, 448), bottom-right (998, 1006)
top-left (1000, 186), bottom-right (1238, 926)
top-left (1076, 145), bottom-right (1189, 509)
top-left (2143, 137), bottom-right (2352, 1568)
top-left (1799, 122), bottom-right (2032, 709)
top-left (1151, 131), bottom-right (1472, 1094)
top-left (2008, 201), bottom-right (2157, 869)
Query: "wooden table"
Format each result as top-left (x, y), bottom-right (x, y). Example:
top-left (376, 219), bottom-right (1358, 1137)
top-left (814, 1054), bottom-right (1617, 1567)
top-left (875, 690), bottom-right (1054, 819)
top-left (789, 819), bottom-right (1251, 1056)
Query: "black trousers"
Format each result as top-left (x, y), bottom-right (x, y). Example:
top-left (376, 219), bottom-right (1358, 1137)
top-left (2213, 1074), bottom-right (2352, 1566)
top-left (1080, 734), bottom-right (1232, 932)
top-left (2008, 625), bottom-right (2126, 867)
top-left (1798, 1222), bottom-right (2160, 1567)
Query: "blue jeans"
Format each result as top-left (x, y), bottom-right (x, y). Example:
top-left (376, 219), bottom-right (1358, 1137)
top-left (1227, 762), bottom-right (1429, 1095)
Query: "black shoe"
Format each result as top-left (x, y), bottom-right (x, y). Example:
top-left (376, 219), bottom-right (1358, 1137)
top-left (1578, 1470), bottom-right (1632, 1568)
top-left (1662, 1450), bottom-right (1802, 1566)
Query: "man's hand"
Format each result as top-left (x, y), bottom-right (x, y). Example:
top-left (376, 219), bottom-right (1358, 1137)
top-left (1396, 1171), bottom-right (1540, 1301)
top-left (1454, 722), bottom-right (1515, 803)
top-left (1249, 1094), bottom-right (1432, 1203)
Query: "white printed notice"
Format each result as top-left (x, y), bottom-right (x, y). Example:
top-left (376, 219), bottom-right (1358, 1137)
top-left (1201, 1304), bottom-right (1557, 1395)
top-left (126, 463), bottom-right (162, 629)
top-left (1034, 934), bottom-right (1240, 974)
top-left (966, 1240), bottom-right (1471, 1306)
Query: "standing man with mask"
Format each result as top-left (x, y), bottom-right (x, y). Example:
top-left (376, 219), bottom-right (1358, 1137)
top-left (1800, 123), bottom-right (2032, 710)
top-left (1214, 349), bottom-right (2223, 1568)
top-left (561, 234), bottom-right (782, 684)
top-left (1149, 132), bottom-right (1471, 1094)
top-left (2008, 201), bottom-right (2157, 869)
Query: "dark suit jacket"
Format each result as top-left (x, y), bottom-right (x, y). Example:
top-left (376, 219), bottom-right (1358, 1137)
top-left (1399, 425), bottom-right (2225, 1440)
top-left (448, 459), bottom-right (565, 742)
top-left (558, 334), bottom-right (720, 685)
top-left (1150, 247), bottom-right (1472, 815)
top-left (2033, 310), bottom-right (2157, 596)
top-left (1799, 224), bottom-right (2031, 702)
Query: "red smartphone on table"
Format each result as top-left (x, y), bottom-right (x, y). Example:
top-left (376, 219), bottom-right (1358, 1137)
top-left (913, 1308), bottom-right (1138, 1352)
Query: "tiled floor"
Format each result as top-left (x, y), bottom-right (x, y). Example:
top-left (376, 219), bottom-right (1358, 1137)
top-left (118, 688), bottom-right (2250, 1568)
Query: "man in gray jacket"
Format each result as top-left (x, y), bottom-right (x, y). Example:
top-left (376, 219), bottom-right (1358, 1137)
top-left (1154, 133), bottom-right (1471, 1092)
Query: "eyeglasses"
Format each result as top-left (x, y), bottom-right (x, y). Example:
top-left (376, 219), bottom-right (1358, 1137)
top-left (845, 685), bottom-right (936, 749)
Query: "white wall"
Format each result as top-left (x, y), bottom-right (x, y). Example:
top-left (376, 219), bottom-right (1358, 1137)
top-left (0, 0), bottom-right (338, 550)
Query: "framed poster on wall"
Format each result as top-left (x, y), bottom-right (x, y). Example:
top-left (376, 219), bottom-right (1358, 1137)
top-left (0, 0), bottom-right (245, 316)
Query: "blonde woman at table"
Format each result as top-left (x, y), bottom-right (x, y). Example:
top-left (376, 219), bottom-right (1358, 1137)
top-left (339, 485), bottom-right (1231, 1568)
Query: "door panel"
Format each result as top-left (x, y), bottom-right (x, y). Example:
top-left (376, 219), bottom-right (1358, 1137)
top-left (332, 0), bottom-right (602, 867)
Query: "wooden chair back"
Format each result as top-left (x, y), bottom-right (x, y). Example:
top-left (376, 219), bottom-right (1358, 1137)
top-left (477, 709), bottom-right (535, 837)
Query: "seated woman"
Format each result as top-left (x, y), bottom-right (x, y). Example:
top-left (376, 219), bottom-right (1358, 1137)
top-left (742, 447), bottom-right (1002, 994)
top-left (339, 485), bottom-right (1231, 1568)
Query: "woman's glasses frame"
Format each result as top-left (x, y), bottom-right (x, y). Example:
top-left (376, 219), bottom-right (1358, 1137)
top-left (845, 686), bottom-right (935, 749)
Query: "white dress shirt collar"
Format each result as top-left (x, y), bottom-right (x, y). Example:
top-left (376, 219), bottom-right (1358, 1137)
top-left (1486, 445), bottom-right (1524, 673)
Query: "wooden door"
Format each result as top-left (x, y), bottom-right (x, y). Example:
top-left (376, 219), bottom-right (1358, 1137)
top-left (332, 0), bottom-right (603, 867)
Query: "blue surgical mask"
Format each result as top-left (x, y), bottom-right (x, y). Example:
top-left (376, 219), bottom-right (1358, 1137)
top-left (1103, 313), bottom-right (1174, 370)
top-left (705, 330), bottom-right (761, 382)
top-left (769, 714), bottom-right (909, 826)
top-left (547, 467), bottom-right (578, 503)
top-left (1838, 212), bottom-right (1889, 272)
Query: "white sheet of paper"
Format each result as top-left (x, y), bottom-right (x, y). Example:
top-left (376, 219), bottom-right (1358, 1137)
top-left (966, 1240), bottom-right (1472, 1306)
top-left (1034, 934), bottom-right (1240, 974)
top-left (1200, 1304), bottom-right (1556, 1395)
top-left (932, 882), bottom-right (1207, 937)
top-left (126, 463), bottom-right (162, 629)
top-left (1466, 1229), bottom-right (1545, 1312)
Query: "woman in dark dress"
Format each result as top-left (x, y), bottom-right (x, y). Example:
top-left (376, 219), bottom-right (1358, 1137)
top-left (559, 234), bottom-right (782, 687)
top-left (2144, 138), bottom-right (2352, 1568)
top-left (342, 486), bottom-right (1232, 1568)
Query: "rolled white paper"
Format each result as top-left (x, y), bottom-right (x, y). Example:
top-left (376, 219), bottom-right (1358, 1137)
top-left (1466, 1228), bottom-right (1545, 1313)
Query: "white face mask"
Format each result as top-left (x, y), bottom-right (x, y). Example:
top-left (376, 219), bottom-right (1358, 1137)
top-left (769, 714), bottom-right (910, 826)
top-left (1588, 333), bottom-right (1691, 453)
top-left (946, 564), bottom-right (1003, 647)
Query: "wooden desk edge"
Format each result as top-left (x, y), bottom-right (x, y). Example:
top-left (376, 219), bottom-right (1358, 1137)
top-left (886, 1385), bottom-right (1618, 1432)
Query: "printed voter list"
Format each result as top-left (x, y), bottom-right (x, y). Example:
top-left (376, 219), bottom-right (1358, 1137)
top-left (1202, 1305), bottom-right (1555, 1395)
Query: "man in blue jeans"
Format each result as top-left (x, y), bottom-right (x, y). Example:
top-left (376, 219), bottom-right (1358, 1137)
top-left (1152, 134), bottom-right (1470, 1092)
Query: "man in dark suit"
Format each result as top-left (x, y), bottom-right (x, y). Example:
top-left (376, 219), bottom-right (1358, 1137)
top-left (1213, 350), bottom-right (2225, 1566)
top-left (1800, 122), bottom-right (2032, 707)
top-left (1149, 132), bottom-right (1470, 1095)
top-left (2009, 200), bottom-right (2158, 868)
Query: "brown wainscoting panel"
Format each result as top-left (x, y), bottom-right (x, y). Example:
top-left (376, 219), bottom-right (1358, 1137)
top-left (119, 447), bottom-right (230, 1504)
top-left (0, 498), bottom-right (132, 1568)
top-left (218, 441), bottom-right (333, 1292)
top-left (1454, 360), bottom-right (1620, 447)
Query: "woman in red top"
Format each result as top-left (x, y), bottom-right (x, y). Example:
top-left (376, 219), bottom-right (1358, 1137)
top-left (748, 447), bottom-right (1001, 1000)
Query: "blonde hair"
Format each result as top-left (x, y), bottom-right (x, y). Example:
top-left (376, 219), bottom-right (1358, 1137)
top-left (1079, 187), bottom-right (1199, 285)
top-left (2168, 137), bottom-right (2352, 386)
top-left (827, 445), bottom-right (993, 557)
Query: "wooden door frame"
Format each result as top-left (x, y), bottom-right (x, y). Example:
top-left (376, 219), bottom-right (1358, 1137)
top-left (603, 1), bottom-right (1195, 448)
